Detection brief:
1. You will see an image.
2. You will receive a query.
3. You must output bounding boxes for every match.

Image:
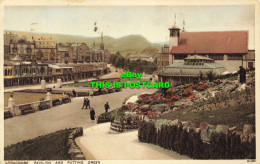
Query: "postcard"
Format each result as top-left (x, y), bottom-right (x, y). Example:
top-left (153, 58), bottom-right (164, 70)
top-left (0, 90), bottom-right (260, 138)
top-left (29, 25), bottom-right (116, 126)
top-left (0, 0), bottom-right (259, 163)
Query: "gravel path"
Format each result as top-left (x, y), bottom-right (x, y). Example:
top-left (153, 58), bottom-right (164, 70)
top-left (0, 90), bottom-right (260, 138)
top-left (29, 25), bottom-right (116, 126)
top-left (77, 123), bottom-right (191, 160)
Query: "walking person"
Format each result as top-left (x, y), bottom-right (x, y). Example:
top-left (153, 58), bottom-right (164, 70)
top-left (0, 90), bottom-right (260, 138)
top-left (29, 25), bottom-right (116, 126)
top-left (72, 89), bottom-right (76, 97)
top-left (86, 97), bottom-right (91, 109)
top-left (104, 102), bottom-right (110, 113)
top-left (82, 97), bottom-right (87, 109)
top-left (90, 108), bottom-right (95, 123)
top-left (239, 66), bottom-right (246, 84)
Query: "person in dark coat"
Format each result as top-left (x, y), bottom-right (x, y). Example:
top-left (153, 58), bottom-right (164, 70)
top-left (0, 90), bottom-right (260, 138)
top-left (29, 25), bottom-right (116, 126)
top-left (82, 97), bottom-right (87, 109)
top-left (104, 102), bottom-right (110, 113)
top-left (72, 89), bottom-right (76, 97)
top-left (86, 97), bottom-right (90, 109)
top-left (90, 108), bottom-right (95, 123)
top-left (239, 66), bottom-right (246, 84)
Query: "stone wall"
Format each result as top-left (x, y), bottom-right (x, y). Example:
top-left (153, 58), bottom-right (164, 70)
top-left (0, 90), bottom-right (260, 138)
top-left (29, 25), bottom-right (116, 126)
top-left (67, 127), bottom-right (85, 160)
top-left (110, 116), bottom-right (140, 132)
top-left (138, 119), bottom-right (255, 159)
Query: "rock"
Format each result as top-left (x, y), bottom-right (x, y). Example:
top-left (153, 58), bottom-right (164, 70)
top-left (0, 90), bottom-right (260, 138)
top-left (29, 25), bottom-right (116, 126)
top-left (131, 103), bottom-right (140, 112)
top-left (248, 133), bottom-right (255, 143)
top-left (68, 148), bottom-right (82, 154)
top-left (240, 124), bottom-right (255, 143)
top-left (236, 83), bottom-right (246, 92)
top-left (172, 119), bottom-right (181, 127)
top-left (69, 143), bottom-right (77, 147)
top-left (151, 104), bottom-right (170, 113)
top-left (182, 121), bottom-right (195, 129)
top-left (228, 126), bottom-right (237, 132)
top-left (67, 139), bottom-right (74, 145)
top-left (211, 91), bottom-right (216, 97)
top-left (195, 128), bottom-right (201, 133)
top-left (243, 124), bottom-right (254, 135)
top-left (215, 124), bottom-right (229, 134)
top-left (153, 119), bottom-right (168, 129)
top-left (200, 123), bottom-right (216, 142)
top-left (73, 154), bottom-right (85, 160)
top-left (199, 122), bottom-right (209, 130)
top-left (141, 104), bottom-right (150, 109)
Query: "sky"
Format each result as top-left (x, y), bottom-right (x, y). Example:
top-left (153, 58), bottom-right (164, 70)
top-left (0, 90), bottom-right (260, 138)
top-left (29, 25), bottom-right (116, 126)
top-left (4, 5), bottom-right (255, 49)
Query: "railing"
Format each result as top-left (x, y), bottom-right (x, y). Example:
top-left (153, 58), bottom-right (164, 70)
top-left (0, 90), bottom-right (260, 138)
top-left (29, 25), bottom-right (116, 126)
top-left (4, 96), bottom-right (70, 117)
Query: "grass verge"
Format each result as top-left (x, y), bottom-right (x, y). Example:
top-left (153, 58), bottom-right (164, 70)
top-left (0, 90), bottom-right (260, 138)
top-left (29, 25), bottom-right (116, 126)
top-left (5, 128), bottom-right (75, 160)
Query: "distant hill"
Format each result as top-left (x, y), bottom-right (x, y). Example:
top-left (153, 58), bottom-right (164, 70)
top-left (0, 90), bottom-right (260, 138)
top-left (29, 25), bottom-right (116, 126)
top-left (6, 31), bottom-right (158, 56)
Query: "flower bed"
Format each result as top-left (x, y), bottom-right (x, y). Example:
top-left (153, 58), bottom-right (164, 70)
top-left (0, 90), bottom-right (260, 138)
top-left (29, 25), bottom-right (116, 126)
top-left (138, 93), bottom-right (161, 104)
top-left (97, 110), bottom-right (124, 123)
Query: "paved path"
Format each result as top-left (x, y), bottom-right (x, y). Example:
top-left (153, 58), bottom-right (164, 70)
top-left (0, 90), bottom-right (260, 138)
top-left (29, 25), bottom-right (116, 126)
top-left (77, 123), bottom-right (191, 160)
top-left (4, 88), bottom-right (156, 146)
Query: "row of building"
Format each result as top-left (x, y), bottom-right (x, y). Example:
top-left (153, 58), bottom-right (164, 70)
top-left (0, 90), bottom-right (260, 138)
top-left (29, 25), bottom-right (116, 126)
top-left (3, 32), bottom-right (111, 87)
top-left (4, 32), bottom-right (111, 63)
top-left (4, 55), bottom-right (109, 87)
top-left (157, 26), bottom-right (255, 86)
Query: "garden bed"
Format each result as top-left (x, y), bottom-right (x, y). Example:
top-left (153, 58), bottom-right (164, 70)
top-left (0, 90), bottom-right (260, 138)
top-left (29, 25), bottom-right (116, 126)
top-left (160, 102), bottom-right (255, 131)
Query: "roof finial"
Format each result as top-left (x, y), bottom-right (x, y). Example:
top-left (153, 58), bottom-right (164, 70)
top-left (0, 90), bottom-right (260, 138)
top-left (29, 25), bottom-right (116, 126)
top-left (101, 31), bottom-right (103, 44)
top-left (182, 19), bottom-right (185, 32)
top-left (174, 14), bottom-right (176, 26)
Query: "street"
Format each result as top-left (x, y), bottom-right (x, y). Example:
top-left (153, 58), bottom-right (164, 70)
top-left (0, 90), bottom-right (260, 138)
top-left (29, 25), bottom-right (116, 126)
top-left (4, 87), bottom-right (156, 147)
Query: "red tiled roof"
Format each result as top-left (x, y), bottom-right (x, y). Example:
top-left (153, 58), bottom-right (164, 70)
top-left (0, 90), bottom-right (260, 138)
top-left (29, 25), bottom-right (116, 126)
top-left (170, 31), bottom-right (248, 54)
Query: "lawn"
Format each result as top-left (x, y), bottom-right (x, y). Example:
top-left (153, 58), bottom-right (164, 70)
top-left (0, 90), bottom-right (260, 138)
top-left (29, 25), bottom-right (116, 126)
top-left (160, 102), bottom-right (255, 131)
top-left (4, 92), bottom-right (66, 107)
top-left (64, 77), bottom-right (150, 88)
top-left (4, 128), bottom-right (75, 160)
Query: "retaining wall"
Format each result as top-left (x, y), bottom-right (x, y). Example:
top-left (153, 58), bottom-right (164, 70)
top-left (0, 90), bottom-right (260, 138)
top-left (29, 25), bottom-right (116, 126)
top-left (67, 127), bottom-right (85, 160)
top-left (110, 118), bottom-right (139, 132)
top-left (138, 119), bottom-right (255, 159)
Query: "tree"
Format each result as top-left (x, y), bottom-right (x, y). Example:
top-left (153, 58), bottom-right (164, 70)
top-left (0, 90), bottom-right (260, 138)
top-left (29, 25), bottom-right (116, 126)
top-left (110, 54), bottom-right (117, 65)
top-left (114, 55), bottom-right (122, 68)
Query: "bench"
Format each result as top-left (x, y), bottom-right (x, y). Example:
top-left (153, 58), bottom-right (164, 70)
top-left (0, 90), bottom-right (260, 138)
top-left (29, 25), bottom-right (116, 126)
top-left (52, 99), bottom-right (61, 106)
top-left (101, 89), bottom-right (108, 94)
top-left (108, 88), bottom-right (115, 93)
top-left (92, 91), bottom-right (100, 96)
top-left (62, 97), bottom-right (71, 104)
top-left (115, 88), bottom-right (122, 92)
top-left (38, 101), bottom-right (50, 111)
top-left (19, 104), bottom-right (35, 115)
top-left (77, 92), bottom-right (89, 97)
top-left (4, 110), bottom-right (13, 119)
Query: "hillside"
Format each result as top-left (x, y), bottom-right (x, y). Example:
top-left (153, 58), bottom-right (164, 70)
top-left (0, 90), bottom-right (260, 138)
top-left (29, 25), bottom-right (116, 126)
top-left (6, 31), bottom-right (157, 56)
